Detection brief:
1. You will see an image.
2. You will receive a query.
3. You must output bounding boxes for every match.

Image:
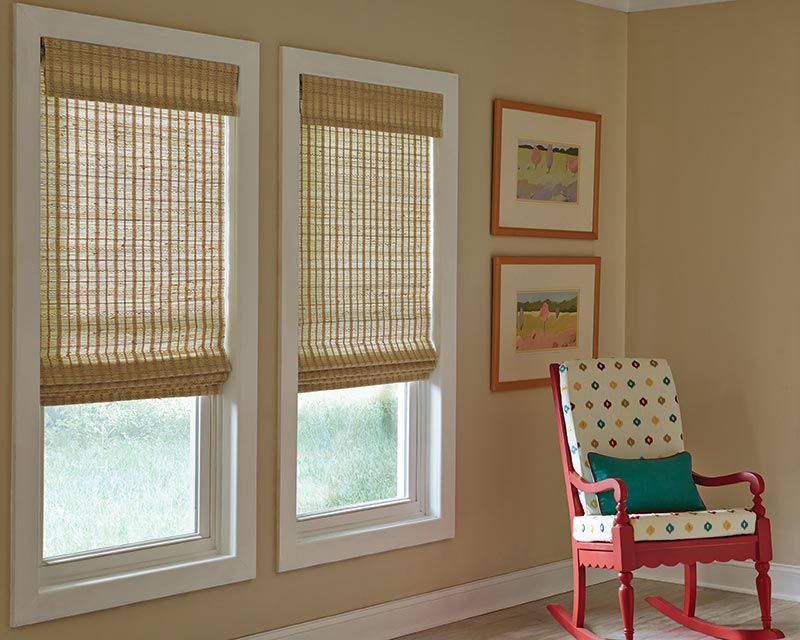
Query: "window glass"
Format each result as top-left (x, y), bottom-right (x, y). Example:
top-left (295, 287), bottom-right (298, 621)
top-left (296, 383), bottom-right (406, 515)
top-left (43, 396), bottom-right (198, 558)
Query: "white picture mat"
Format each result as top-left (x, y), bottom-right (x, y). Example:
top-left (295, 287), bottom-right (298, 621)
top-left (498, 263), bottom-right (596, 383)
top-left (498, 108), bottom-right (596, 232)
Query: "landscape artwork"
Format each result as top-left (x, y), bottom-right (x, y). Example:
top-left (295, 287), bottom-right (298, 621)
top-left (517, 139), bottom-right (580, 204)
top-left (515, 290), bottom-right (578, 352)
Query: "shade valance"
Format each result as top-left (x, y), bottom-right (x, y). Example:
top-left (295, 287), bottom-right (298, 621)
top-left (42, 37), bottom-right (239, 115)
top-left (300, 74), bottom-right (442, 138)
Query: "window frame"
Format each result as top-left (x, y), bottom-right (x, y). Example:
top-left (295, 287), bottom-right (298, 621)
top-left (12, 4), bottom-right (259, 626)
top-left (278, 47), bottom-right (458, 572)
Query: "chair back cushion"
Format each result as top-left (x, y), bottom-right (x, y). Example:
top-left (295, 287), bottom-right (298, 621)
top-left (559, 358), bottom-right (685, 514)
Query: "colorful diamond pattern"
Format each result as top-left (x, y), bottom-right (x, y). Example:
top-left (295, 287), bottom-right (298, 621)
top-left (573, 509), bottom-right (757, 543)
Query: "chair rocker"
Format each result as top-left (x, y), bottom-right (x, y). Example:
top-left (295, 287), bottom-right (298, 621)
top-left (547, 358), bottom-right (784, 640)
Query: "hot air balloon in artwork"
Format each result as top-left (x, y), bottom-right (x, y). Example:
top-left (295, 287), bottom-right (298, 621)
top-left (530, 145), bottom-right (541, 170)
top-left (568, 157), bottom-right (579, 175)
top-left (538, 300), bottom-right (550, 333)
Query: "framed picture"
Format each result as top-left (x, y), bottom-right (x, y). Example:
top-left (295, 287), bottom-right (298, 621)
top-left (491, 256), bottom-right (600, 391)
top-left (491, 99), bottom-right (601, 239)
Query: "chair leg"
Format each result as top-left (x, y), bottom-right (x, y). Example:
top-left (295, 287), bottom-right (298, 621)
top-left (683, 563), bottom-right (697, 617)
top-left (756, 561), bottom-right (773, 629)
top-left (572, 562), bottom-right (586, 627)
top-left (618, 571), bottom-right (634, 640)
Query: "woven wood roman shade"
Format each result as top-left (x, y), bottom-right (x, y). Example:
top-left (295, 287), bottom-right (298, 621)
top-left (298, 74), bottom-right (443, 392)
top-left (39, 39), bottom-right (237, 406)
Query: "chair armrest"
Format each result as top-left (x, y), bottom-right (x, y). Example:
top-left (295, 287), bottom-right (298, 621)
top-left (569, 472), bottom-right (630, 525)
top-left (692, 471), bottom-right (767, 517)
top-left (692, 471), bottom-right (764, 496)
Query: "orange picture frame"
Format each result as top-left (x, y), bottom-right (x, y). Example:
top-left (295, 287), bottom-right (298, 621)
top-left (491, 99), bottom-right (601, 239)
top-left (491, 256), bottom-right (600, 391)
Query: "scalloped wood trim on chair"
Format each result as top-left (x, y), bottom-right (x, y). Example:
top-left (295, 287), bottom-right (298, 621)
top-left (548, 360), bottom-right (785, 640)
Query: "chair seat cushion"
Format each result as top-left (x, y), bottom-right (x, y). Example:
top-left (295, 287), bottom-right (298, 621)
top-left (572, 508), bottom-right (756, 542)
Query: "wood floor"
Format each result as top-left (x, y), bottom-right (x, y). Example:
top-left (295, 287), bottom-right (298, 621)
top-left (398, 578), bottom-right (799, 639)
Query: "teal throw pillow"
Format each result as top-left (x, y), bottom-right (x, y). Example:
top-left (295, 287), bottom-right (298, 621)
top-left (587, 451), bottom-right (706, 516)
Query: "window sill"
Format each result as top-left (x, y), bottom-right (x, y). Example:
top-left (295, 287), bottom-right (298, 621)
top-left (14, 549), bottom-right (254, 627)
top-left (279, 510), bottom-right (454, 572)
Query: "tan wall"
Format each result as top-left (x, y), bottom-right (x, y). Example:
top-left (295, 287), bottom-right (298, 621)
top-left (0, 0), bottom-right (629, 638)
top-left (627, 0), bottom-right (800, 564)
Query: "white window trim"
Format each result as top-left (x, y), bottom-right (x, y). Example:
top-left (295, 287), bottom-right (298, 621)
top-left (278, 47), bottom-right (458, 572)
top-left (12, 4), bottom-right (259, 626)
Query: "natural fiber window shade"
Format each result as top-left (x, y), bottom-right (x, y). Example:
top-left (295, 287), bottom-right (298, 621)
top-left (298, 124), bottom-right (437, 393)
top-left (40, 84), bottom-right (231, 405)
top-left (42, 37), bottom-right (239, 116)
top-left (300, 74), bottom-right (443, 138)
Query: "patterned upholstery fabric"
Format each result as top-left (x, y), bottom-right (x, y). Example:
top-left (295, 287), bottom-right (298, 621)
top-left (572, 508), bottom-right (756, 543)
top-left (559, 358), bottom-right (685, 514)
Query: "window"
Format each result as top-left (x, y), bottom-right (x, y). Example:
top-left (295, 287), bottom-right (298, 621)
top-left (13, 5), bottom-right (258, 625)
top-left (279, 48), bottom-right (458, 570)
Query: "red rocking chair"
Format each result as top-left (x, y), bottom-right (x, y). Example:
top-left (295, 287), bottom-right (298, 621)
top-left (548, 358), bottom-right (784, 640)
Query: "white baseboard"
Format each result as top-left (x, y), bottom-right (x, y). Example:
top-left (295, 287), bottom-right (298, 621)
top-left (242, 560), bottom-right (610, 640)
top-left (242, 559), bottom-right (799, 640)
top-left (636, 561), bottom-right (800, 603)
